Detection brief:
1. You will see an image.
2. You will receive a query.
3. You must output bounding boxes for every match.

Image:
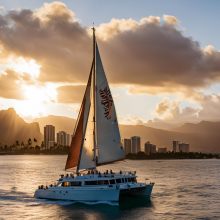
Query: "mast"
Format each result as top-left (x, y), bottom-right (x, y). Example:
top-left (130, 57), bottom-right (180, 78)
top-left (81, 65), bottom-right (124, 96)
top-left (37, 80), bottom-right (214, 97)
top-left (92, 25), bottom-right (97, 173)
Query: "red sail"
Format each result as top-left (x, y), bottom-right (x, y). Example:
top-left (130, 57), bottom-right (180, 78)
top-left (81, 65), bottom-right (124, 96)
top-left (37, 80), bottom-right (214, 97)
top-left (65, 63), bottom-right (93, 170)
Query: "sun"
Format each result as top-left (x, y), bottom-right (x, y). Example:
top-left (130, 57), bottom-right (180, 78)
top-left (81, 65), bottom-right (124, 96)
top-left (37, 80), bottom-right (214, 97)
top-left (12, 58), bottom-right (41, 78)
top-left (14, 83), bottom-right (58, 121)
top-left (6, 58), bottom-right (59, 120)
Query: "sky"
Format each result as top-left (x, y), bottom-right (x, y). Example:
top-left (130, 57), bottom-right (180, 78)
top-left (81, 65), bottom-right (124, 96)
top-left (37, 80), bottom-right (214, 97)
top-left (0, 0), bottom-right (220, 129)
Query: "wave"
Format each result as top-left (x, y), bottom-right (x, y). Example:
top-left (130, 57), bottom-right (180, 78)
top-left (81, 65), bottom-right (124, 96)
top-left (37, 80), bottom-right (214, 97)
top-left (0, 189), bottom-right (119, 207)
top-left (35, 198), bottom-right (119, 206)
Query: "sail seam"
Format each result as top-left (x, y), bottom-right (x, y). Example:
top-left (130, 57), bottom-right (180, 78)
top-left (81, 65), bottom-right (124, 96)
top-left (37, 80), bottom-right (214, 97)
top-left (97, 79), bottom-right (108, 89)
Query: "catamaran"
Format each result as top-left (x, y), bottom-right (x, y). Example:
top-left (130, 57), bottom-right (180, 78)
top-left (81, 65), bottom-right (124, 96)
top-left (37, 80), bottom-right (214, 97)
top-left (34, 27), bottom-right (154, 202)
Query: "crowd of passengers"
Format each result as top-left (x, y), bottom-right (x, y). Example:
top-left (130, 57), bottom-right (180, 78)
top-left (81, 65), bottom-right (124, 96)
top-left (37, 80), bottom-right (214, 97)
top-left (38, 172), bottom-right (137, 190)
top-left (86, 169), bottom-right (121, 175)
top-left (59, 170), bottom-right (123, 179)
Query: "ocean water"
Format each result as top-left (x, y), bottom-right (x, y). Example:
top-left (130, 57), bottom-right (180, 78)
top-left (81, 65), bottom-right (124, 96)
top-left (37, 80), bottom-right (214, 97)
top-left (0, 156), bottom-right (219, 220)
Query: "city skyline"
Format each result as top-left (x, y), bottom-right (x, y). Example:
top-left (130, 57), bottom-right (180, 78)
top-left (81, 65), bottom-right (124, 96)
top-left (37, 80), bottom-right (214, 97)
top-left (1, 1), bottom-right (220, 131)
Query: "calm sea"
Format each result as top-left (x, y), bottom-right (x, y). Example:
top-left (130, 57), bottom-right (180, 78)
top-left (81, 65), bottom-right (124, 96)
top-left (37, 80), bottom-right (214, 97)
top-left (0, 155), bottom-right (219, 220)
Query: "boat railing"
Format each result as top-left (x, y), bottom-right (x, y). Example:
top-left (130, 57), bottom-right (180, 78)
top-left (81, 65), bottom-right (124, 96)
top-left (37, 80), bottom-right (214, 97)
top-left (81, 171), bottom-right (136, 176)
top-left (113, 171), bottom-right (136, 175)
top-left (59, 171), bottom-right (137, 179)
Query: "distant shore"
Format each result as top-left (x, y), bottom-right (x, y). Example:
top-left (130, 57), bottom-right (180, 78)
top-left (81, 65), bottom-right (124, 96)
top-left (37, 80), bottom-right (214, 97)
top-left (125, 151), bottom-right (220, 159)
top-left (127, 158), bottom-right (220, 160)
top-left (1, 151), bottom-right (219, 159)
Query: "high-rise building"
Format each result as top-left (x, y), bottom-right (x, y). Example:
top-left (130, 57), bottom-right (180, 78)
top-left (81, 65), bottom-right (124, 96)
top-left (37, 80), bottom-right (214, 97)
top-left (173, 141), bottom-right (180, 152)
top-left (124, 138), bottom-right (131, 155)
top-left (131, 136), bottom-right (141, 153)
top-left (145, 141), bottom-right (151, 155)
top-left (151, 144), bottom-right (156, 153)
top-left (158, 147), bottom-right (167, 153)
top-left (57, 131), bottom-right (67, 146)
top-left (179, 143), bottom-right (189, 153)
top-left (44, 125), bottom-right (55, 149)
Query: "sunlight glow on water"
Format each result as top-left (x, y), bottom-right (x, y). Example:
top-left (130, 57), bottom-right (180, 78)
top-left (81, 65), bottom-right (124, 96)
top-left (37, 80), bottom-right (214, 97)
top-left (0, 155), bottom-right (220, 219)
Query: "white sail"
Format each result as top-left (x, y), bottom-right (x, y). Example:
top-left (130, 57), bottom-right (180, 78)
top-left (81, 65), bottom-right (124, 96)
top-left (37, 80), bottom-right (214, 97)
top-left (66, 38), bottom-right (125, 171)
top-left (96, 44), bottom-right (125, 164)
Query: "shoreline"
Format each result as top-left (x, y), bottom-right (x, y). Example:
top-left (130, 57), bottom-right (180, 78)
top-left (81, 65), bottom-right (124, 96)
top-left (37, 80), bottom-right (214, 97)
top-left (0, 153), bottom-right (219, 160)
top-left (127, 158), bottom-right (220, 160)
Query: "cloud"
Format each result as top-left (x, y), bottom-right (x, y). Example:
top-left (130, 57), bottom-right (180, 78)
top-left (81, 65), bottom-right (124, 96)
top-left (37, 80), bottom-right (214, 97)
top-left (68, 103), bottom-right (80, 113)
top-left (163, 14), bottom-right (179, 25)
top-left (95, 18), bottom-right (139, 41)
top-left (36, 2), bottom-right (74, 22)
top-left (0, 2), bottom-right (92, 84)
top-left (140, 16), bottom-right (160, 25)
top-left (113, 94), bottom-right (120, 98)
top-left (0, 14), bottom-right (7, 26)
top-left (0, 2), bottom-right (220, 103)
top-left (0, 69), bottom-right (25, 99)
top-left (144, 92), bottom-right (220, 129)
top-left (118, 114), bottom-right (179, 130)
top-left (118, 115), bottom-right (144, 125)
top-left (20, 72), bottom-right (37, 85)
top-left (0, 6), bottom-right (4, 13)
top-left (56, 85), bottom-right (85, 103)
top-left (117, 96), bottom-right (201, 130)
top-left (153, 97), bottom-right (199, 121)
top-left (154, 97), bottom-right (171, 115)
top-left (190, 92), bottom-right (220, 121)
top-left (98, 21), bottom-right (216, 91)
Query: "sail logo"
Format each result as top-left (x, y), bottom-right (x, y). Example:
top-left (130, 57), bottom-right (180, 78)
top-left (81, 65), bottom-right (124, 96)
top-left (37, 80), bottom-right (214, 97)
top-left (99, 86), bottom-right (113, 120)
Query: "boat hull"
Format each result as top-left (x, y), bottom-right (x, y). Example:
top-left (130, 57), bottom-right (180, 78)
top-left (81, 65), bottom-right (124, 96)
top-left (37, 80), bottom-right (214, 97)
top-left (34, 187), bottom-right (120, 202)
top-left (120, 184), bottom-right (154, 198)
top-left (34, 184), bottom-right (154, 202)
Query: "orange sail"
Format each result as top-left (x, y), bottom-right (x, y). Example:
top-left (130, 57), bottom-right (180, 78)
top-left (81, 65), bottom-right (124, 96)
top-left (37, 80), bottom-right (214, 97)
top-left (65, 62), bottom-right (93, 170)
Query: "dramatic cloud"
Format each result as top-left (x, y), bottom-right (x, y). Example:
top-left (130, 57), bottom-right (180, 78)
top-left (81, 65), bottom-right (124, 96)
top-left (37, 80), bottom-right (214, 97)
top-left (143, 93), bottom-right (220, 129)
top-left (190, 92), bottom-right (220, 121)
top-left (1, 2), bottom-right (220, 126)
top-left (163, 14), bottom-right (179, 25)
top-left (56, 85), bottom-right (85, 103)
top-left (118, 115), bottom-right (144, 126)
top-left (0, 2), bottom-right (220, 99)
top-left (154, 97), bottom-right (199, 121)
top-left (140, 16), bottom-right (160, 25)
top-left (0, 2), bottom-right (92, 85)
top-left (154, 97), bottom-right (172, 115)
top-left (0, 69), bottom-right (25, 99)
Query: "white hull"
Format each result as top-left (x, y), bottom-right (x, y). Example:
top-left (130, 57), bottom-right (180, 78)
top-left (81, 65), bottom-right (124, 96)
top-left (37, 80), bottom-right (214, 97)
top-left (34, 184), bottom-right (154, 202)
top-left (120, 183), bottom-right (154, 198)
top-left (34, 187), bottom-right (120, 202)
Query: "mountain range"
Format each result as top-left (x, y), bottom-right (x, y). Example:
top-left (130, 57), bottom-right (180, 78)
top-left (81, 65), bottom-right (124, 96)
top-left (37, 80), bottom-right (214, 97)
top-left (0, 108), bottom-right (43, 145)
top-left (34, 114), bottom-right (220, 153)
top-left (169, 121), bottom-right (220, 135)
top-left (0, 108), bottom-right (219, 153)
